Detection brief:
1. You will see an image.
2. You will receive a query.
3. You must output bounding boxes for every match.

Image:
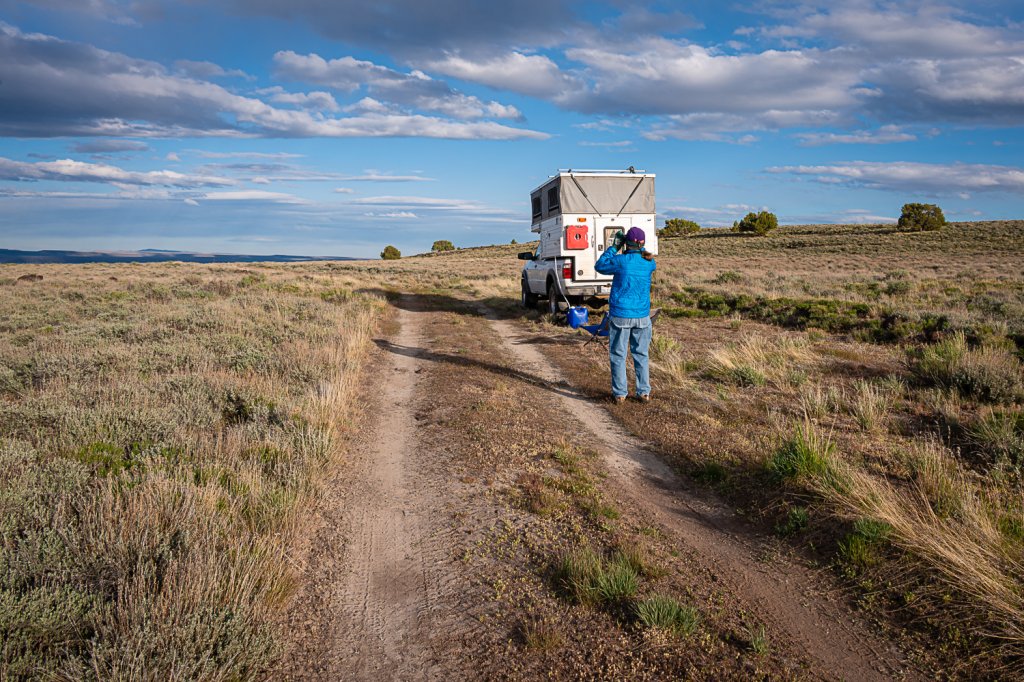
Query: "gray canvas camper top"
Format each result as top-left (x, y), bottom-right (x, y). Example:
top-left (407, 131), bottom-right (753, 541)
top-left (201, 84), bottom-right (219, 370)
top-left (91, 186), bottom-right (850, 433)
top-left (520, 169), bottom-right (658, 314)
top-left (530, 170), bottom-right (656, 226)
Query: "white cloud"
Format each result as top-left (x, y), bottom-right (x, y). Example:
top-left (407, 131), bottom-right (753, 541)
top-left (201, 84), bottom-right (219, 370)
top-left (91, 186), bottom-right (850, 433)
top-left (0, 25), bottom-right (546, 140)
top-left (184, 198), bottom-right (200, 206)
top-left (201, 190), bottom-right (307, 203)
top-left (337, 171), bottom-right (434, 182)
top-left (0, 156), bottom-right (234, 188)
top-left (365, 211), bottom-right (418, 218)
top-left (768, 161), bottom-right (1024, 194)
top-left (334, 187), bottom-right (354, 193)
top-left (273, 50), bottom-right (525, 121)
top-left (578, 140), bottom-right (633, 147)
top-left (794, 125), bottom-right (917, 146)
top-left (270, 90), bottom-right (340, 112)
top-left (174, 59), bottom-right (251, 80)
top-left (421, 51), bottom-right (581, 99)
top-left (166, 152), bottom-right (180, 161)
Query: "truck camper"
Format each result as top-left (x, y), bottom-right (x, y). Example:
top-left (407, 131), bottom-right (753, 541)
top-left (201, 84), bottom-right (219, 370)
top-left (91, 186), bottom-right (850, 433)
top-left (519, 168), bottom-right (657, 314)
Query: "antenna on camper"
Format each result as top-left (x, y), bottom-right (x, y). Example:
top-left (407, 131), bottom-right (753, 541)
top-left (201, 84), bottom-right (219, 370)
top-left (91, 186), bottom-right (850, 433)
top-left (628, 166), bottom-right (636, 173)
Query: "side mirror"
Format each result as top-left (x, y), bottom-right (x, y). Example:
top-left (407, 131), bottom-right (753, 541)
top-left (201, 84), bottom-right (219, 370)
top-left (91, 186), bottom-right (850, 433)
top-left (517, 251), bottom-right (535, 261)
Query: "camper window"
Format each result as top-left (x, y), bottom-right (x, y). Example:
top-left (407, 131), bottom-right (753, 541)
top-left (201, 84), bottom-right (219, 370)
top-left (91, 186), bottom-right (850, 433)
top-left (531, 195), bottom-right (542, 219)
top-left (547, 186), bottom-right (560, 213)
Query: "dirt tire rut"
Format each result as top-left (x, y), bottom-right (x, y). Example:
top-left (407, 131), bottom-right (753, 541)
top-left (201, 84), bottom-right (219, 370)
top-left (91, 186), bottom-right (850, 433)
top-left (484, 312), bottom-right (919, 682)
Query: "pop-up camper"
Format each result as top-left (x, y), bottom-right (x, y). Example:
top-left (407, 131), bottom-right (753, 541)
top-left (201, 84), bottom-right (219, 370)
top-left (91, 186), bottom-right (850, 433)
top-left (519, 168), bottom-right (657, 313)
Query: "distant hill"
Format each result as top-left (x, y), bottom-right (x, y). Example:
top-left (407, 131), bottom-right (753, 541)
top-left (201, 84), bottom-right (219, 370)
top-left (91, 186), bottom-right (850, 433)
top-left (0, 248), bottom-right (364, 264)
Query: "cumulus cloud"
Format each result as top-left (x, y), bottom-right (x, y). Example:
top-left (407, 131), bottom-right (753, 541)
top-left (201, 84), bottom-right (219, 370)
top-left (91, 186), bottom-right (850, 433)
top-left (561, 40), bottom-right (862, 116)
top-left (0, 156), bottom-right (234, 187)
top-left (0, 24), bottom-right (546, 140)
top-left (768, 161), bottom-right (1024, 194)
top-left (174, 59), bottom-right (250, 80)
top-left (421, 51), bottom-right (581, 99)
top-left (762, 3), bottom-right (1024, 60)
top-left (273, 51), bottom-right (524, 120)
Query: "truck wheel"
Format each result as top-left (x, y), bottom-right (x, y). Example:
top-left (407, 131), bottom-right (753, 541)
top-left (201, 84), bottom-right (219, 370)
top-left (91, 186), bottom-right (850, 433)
top-left (521, 278), bottom-right (538, 308)
top-left (547, 281), bottom-right (566, 315)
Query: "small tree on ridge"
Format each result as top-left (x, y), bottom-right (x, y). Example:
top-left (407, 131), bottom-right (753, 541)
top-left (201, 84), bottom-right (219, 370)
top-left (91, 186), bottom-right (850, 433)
top-left (381, 245), bottom-right (401, 260)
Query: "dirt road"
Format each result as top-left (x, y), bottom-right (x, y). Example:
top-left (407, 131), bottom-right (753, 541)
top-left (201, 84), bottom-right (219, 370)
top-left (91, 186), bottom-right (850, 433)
top-left (485, 311), bottom-right (916, 681)
top-left (281, 294), bottom-right (920, 680)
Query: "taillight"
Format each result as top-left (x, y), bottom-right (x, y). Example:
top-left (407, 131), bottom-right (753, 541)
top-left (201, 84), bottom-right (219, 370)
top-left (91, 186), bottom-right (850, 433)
top-left (562, 261), bottom-right (573, 280)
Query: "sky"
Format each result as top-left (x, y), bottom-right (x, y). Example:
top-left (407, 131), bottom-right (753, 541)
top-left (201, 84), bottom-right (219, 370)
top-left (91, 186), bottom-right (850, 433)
top-left (1, 0), bottom-right (1023, 258)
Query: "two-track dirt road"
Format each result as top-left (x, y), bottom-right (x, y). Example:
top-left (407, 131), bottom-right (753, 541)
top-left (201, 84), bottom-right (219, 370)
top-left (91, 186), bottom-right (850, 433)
top-left (279, 294), bottom-right (921, 680)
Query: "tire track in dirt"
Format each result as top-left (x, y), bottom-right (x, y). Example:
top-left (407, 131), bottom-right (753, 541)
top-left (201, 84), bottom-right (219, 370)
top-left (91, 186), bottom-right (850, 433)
top-left (483, 311), bottom-right (919, 682)
top-left (279, 301), bottom-right (445, 681)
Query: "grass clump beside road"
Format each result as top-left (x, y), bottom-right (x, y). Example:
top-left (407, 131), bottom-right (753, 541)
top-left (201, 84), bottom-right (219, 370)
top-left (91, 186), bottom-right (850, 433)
top-left (0, 263), bottom-right (384, 679)
top-left (634, 595), bottom-right (700, 637)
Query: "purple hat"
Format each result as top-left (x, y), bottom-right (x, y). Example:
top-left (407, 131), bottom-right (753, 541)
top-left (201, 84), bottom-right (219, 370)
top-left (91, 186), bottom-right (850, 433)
top-left (625, 227), bottom-right (646, 243)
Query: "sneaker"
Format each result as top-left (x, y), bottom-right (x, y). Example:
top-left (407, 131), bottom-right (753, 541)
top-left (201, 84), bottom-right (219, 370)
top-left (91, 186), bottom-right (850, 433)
top-left (613, 396), bottom-right (627, 404)
top-left (638, 394), bottom-right (651, 403)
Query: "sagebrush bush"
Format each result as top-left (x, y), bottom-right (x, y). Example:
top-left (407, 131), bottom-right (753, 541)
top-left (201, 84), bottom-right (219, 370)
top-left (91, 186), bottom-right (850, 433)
top-left (659, 218), bottom-right (701, 237)
top-left (431, 240), bottom-right (455, 252)
top-left (912, 332), bottom-right (1024, 404)
top-left (898, 203), bottom-right (946, 232)
top-left (0, 264), bottom-right (383, 679)
top-left (732, 211), bottom-right (778, 236)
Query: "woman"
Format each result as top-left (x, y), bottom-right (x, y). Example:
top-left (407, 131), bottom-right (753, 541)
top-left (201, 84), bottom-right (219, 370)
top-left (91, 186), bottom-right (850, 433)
top-left (594, 226), bottom-right (656, 403)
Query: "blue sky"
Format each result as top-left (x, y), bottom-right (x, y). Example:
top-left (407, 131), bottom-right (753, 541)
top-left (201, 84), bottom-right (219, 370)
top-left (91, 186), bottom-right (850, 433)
top-left (1, 0), bottom-right (1022, 257)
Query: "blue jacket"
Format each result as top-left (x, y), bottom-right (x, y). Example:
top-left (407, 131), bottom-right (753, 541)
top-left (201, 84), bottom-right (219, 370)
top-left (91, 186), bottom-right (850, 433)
top-left (595, 246), bottom-right (656, 318)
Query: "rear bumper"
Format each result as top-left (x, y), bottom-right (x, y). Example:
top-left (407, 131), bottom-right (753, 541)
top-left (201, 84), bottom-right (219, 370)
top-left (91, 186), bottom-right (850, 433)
top-left (565, 283), bottom-right (611, 297)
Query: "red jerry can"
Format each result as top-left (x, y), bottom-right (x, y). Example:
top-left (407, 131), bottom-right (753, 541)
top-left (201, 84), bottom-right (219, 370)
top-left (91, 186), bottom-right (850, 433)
top-left (565, 224), bottom-right (588, 250)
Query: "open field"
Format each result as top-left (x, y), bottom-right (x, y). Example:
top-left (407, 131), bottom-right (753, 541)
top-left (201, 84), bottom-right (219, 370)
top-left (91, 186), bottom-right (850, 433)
top-left (0, 264), bottom-right (385, 678)
top-left (2, 220), bottom-right (1023, 680)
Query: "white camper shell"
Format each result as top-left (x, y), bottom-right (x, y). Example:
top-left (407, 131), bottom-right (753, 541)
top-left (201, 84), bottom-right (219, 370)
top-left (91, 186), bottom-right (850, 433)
top-left (519, 169), bottom-right (657, 313)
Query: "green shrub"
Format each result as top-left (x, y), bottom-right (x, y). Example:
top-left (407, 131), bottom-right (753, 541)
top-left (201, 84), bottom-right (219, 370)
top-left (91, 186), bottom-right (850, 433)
top-left (732, 211), bottom-right (778, 236)
top-left (431, 240), bottom-right (455, 252)
top-left (768, 420), bottom-right (837, 483)
top-left (380, 245), bottom-right (401, 260)
top-left (634, 595), bottom-right (700, 636)
top-left (898, 203), bottom-right (945, 232)
top-left (659, 218), bottom-right (701, 237)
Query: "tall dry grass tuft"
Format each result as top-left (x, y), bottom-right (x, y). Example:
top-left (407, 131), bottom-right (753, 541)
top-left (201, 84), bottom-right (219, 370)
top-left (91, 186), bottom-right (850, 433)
top-left (0, 263), bottom-right (385, 679)
top-left (708, 334), bottom-right (815, 388)
top-left (814, 439), bottom-right (1024, 662)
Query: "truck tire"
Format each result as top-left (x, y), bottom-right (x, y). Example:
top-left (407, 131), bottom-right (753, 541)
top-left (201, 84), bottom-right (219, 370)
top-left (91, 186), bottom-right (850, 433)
top-left (547, 280), bottom-right (566, 315)
top-left (521, 277), bottom-right (538, 308)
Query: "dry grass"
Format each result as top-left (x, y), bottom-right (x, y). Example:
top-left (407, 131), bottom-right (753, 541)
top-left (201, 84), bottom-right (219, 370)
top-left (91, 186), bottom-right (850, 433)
top-left (815, 439), bottom-right (1024, 661)
top-left (707, 334), bottom-right (815, 387)
top-left (0, 263), bottom-right (385, 679)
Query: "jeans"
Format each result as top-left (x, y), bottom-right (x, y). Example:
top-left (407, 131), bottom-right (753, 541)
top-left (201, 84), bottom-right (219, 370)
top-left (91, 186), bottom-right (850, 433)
top-left (608, 316), bottom-right (652, 398)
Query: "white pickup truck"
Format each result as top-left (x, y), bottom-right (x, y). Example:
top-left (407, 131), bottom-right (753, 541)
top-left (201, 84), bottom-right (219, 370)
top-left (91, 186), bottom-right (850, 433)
top-left (519, 168), bottom-right (658, 314)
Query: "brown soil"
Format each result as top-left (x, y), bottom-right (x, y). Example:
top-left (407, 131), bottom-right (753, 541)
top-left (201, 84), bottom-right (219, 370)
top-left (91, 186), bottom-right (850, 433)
top-left (278, 293), bottom-right (924, 680)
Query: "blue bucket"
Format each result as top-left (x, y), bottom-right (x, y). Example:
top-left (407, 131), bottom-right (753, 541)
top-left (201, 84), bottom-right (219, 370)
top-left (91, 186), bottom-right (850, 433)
top-left (567, 306), bottom-right (589, 329)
